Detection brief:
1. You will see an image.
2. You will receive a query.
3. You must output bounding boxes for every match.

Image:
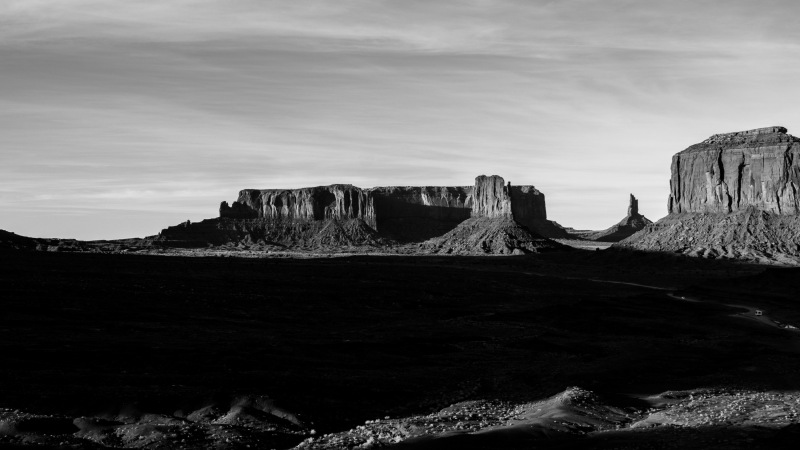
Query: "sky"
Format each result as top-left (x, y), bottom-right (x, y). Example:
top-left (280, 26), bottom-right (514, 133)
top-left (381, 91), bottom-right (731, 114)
top-left (3, 0), bottom-right (800, 239)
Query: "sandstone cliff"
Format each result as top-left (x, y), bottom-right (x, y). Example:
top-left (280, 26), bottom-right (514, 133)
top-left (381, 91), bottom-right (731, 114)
top-left (622, 126), bottom-right (800, 265)
top-left (471, 175), bottom-right (512, 218)
top-left (422, 175), bottom-right (564, 254)
top-left (214, 175), bottom-right (560, 245)
top-left (668, 126), bottom-right (800, 215)
top-left (445, 175), bottom-right (563, 238)
top-left (220, 185), bottom-right (376, 228)
top-left (370, 186), bottom-right (472, 241)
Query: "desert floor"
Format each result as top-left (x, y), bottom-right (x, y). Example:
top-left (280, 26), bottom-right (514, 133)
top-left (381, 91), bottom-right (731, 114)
top-left (1, 248), bottom-right (798, 448)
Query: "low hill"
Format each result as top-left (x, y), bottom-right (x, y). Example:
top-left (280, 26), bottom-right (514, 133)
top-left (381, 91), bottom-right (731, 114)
top-left (423, 217), bottom-right (565, 255)
top-left (617, 208), bottom-right (800, 265)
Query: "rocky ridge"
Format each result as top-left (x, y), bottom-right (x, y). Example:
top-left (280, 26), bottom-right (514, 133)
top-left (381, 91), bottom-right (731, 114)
top-left (295, 387), bottom-right (800, 449)
top-left (0, 396), bottom-right (307, 449)
top-left (5, 387), bottom-right (794, 449)
top-left (159, 175), bottom-right (562, 254)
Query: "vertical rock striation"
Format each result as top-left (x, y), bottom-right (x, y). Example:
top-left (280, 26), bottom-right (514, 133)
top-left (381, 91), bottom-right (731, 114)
top-left (220, 185), bottom-right (376, 229)
top-left (369, 186), bottom-right (472, 241)
top-left (422, 175), bottom-right (564, 254)
top-left (668, 126), bottom-right (800, 215)
top-left (621, 126), bottom-right (800, 264)
top-left (471, 175), bottom-right (512, 218)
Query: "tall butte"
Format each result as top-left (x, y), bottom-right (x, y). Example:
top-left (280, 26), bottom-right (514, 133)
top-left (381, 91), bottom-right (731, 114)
top-left (424, 175), bottom-right (563, 254)
top-left (471, 175), bottom-right (512, 218)
top-left (621, 126), bottom-right (800, 264)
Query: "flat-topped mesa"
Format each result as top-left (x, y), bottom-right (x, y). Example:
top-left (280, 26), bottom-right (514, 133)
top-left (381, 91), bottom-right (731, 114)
top-left (217, 175), bottom-right (553, 242)
top-left (668, 126), bottom-right (800, 215)
top-left (220, 184), bottom-right (376, 228)
top-left (470, 175), bottom-right (549, 228)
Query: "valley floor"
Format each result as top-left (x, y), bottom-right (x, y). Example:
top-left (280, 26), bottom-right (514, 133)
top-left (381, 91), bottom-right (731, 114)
top-left (0, 248), bottom-right (798, 448)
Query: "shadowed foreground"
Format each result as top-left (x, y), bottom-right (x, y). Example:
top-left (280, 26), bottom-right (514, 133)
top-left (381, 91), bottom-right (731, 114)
top-left (0, 249), bottom-right (798, 448)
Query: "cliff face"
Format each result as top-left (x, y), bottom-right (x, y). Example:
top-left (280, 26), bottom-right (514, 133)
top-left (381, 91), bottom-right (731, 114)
top-left (212, 175), bottom-right (558, 246)
top-left (472, 175), bottom-right (512, 218)
top-left (668, 126), bottom-right (800, 215)
top-left (370, 186), bottom-right (472, 241)
top-left (509, 184), bottom-right (559, 237)
top-left (469, 175), bottom-right (561, 237)
top-left (220, 185), bottom-right (376, 228)
top-left (621, 126), bottom-right (800, 264)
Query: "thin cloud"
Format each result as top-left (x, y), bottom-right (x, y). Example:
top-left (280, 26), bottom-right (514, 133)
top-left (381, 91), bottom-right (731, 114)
top-left (3, 1), bottom-right (800, 238)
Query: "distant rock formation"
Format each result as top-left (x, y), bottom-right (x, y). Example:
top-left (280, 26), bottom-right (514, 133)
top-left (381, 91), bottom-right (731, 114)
top-left (581, 194), bottom-right (652, 242)
top-left (423, 175), bottom-right (564, 254)
top-left (154, 174), bottom-right (567, 253)
top-left (628, 193), bottom-right (639, 217)
top-left (623, 127), bottom-right (800, 265)
top-left (208, 175), bottom-right (561, 247)
top-left (221, 184), bottom-right (376, 227)
top-left (668, 126), bottom-right (800, 215)
top-left (3, 175), bottom-right (565, 255)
